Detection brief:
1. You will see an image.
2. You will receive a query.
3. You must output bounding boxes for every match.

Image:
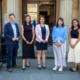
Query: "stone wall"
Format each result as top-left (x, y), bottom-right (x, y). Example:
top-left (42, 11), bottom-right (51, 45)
top-left (72, 0), bottom-right (78, 19)
top-left (2, 0), bottom-right (80, 29)
top-left (78, 0), bottom-right (80, 23)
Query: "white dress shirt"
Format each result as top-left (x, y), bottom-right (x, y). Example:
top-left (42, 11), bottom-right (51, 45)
top-left (11, 23), bottom-right (17, 38)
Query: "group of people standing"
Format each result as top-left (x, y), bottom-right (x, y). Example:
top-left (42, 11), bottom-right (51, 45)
top-left (4, 13), bottom-right (80, 72)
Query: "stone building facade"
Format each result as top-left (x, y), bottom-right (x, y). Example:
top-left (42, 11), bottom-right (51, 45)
top-left (1, 0), bottom-right (80, 31)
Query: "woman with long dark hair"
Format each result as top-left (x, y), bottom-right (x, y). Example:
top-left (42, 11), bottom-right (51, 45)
top-left (21, 15), bottom-right (35, 70)
top-left (68, 19), bottom-right (80, 72)
top-left (52, 17), bottom-right (67, 71)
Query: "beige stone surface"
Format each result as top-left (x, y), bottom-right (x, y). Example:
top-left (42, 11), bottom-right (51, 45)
top-left (19, 0), bottom-right (22, 25)
top-left (72, 0), bottom-right (78, 19)
top-left (56, 0), bottom-right (60, 21)
top-left (2, 0), bottom-right (7, 32)
top-left (1, 0), bottom-right (80, 28)
top-left (78, 0), bottom-right (80, 23)
top-left (60, 0), bottom-right (72, 28)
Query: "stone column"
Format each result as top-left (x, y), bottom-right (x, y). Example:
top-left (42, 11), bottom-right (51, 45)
top-left (56, 0), bottom-right (60, 21)
top-left (2, 0), bottom-right (7, 25)
top-left (7, 0), bottom-right (20, 25)
top-left (72, 0), bottom-right (78, 19)
top-left (78, 0), bottom-right (80, 23)
top-left (60, 0), bottom-right (72, 53)
top-left (19, 0), bottom-right (22, 25)
top-left (60, 0), bottom-right (72, 29)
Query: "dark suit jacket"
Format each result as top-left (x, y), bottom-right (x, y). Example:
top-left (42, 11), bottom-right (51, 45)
top-left (4, 22), bottom-right (20, 45)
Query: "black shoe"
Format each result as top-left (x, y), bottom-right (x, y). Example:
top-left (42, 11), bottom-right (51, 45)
top-left (70, 68), bottom-right (76, 72)
top-left (42, 63), bottom-right (46, 69)
top-left (22, 67), bottom-right (26, 70)
top-left (26, 63), bottom-right (30, 67)
top-left (42, 66), bottom-right (46, 69)
top-left (37, 64), bottom-right (41, 70)
top-left (26, 65), bottom-right (30, 67)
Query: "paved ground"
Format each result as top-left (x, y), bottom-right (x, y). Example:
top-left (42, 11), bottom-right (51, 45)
top-left (0, 44), bottom-right (80, 80)
top-left (0, 59), bottom-right (80, 80)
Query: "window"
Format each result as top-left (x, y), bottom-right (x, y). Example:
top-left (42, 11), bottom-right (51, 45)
top-left (27, 4), bottom-right (38, 22)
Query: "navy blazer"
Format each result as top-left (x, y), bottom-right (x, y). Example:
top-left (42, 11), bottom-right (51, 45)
top-left (4, 22), bottom-right (20, 45)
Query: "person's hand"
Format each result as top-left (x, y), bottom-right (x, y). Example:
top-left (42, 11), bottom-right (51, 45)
top-left (26, 41), bottom-right (30, 44)
top-left (15, 38), bottom-right (19, 41)
top-left (12, 38), bottom-right (16, 41)
top-left (58, 42), bottom-right (62, 47)
top-left (29, 41), bottom-right (33, 45)
top-left (44, 40), bottom-right (47, 43)
top-left (55, 42), bottom-right (62, 47)
top-left (71, 44), bottom-right (76, 49)
top-left (42, 40), bottom-right (46, 43)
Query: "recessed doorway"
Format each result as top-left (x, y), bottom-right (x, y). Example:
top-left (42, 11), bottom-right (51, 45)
top-left (22, 0), bottom-right (56, 44)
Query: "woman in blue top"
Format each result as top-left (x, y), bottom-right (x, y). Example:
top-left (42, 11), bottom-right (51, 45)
top-left (52, 17), bottom-right (67, 71)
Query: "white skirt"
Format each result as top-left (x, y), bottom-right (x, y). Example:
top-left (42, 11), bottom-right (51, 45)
top-left (68, 38), bottom-right (80, 63)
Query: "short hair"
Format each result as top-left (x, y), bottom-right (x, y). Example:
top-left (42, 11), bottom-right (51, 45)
top-left (9, 13), bottom-right (15, 17)
top-left (39, 16), bottom-right (45, 24)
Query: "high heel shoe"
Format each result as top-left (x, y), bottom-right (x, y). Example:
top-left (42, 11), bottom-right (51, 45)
top-left (37, 64), bottom-right (41, 70)
top-left (70, 66), bottom-right (79, 72)
top-left (70, 68), bottom-right (77, 72)
top-left (26, 64), bottom-right (30, 67)
top-left (42, 63), bottom-right (46, 69)
top-left (26, 62), bottom-right (30, 67)
top-left (22, 67), bottom-right (26, 70)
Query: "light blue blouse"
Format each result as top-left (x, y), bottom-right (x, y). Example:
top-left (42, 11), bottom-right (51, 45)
top-left (52, 26), bottom-right (68, 43)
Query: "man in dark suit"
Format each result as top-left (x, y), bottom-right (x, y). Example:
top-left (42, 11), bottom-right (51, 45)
top-left (4, 13), bottom-right (20, 72)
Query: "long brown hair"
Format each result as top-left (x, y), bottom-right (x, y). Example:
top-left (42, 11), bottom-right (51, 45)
top-left (24, 14), bottom-right (31, 26)
top-left (71, 19), bottom-right (80, 29)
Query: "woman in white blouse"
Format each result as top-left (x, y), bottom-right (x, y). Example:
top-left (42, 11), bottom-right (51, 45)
top-left (35, 16), bottom-right (50, 69)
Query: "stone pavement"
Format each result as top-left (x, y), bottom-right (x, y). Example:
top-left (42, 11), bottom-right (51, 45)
top-left (0, 59), bottom-right (80, 80)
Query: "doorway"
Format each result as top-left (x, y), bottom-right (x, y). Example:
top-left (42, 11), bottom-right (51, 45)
top-left (39, 2), bottom-right (56, 44)
top-left (22, 0), bottom-right (56, 44)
